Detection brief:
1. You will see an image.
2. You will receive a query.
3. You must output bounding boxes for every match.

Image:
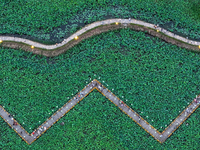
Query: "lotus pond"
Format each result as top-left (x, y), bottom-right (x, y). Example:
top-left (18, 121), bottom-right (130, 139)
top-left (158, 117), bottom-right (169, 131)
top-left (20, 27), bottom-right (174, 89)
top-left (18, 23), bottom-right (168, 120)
top-left (0, 28), bottom-right (199, 149)
top-left (1, 0), bottom-right (200, 44)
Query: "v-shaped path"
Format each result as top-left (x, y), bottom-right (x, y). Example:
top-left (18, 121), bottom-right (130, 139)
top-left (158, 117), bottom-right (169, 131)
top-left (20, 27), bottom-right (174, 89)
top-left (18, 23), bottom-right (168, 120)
top-left (0, 79), bottom-right (199, 144)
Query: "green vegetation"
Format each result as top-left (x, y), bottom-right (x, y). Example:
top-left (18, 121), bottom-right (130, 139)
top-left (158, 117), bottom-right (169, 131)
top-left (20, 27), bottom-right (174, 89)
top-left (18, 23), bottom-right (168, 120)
top-left (0, 0), bottom-right (200, 44)
top-left (1, 91), bottom-right (199, 149)
top-left (0, 28), bottom-right (199, 149)
top-left (1, 0), bottom-right (200, 149)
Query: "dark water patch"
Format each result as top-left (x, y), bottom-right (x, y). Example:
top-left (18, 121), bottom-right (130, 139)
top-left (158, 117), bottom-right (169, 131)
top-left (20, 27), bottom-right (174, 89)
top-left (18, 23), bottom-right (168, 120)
top-left (160, 21), bottom-right (200, 42)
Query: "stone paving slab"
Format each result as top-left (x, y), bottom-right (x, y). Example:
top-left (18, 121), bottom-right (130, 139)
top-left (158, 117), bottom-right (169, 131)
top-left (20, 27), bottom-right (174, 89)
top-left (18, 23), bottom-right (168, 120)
top-left (0, 19), bottom-right (200, 51)
top-left (0, 79), bottom-right (199, 144)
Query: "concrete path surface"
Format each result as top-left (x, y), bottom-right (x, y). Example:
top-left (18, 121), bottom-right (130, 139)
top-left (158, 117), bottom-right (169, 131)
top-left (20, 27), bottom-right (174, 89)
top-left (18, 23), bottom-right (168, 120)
top-left (0, 79), bottom-right (199, 144)
top-left (0, 19), bottom-right (200, 50)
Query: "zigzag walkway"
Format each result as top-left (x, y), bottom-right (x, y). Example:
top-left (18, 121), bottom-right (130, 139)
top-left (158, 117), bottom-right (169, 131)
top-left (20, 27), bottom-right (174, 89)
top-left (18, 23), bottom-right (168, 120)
top-left (0, 79), bottom-right (199, 145)
top-left (0, 19), bottom-right (200, 57)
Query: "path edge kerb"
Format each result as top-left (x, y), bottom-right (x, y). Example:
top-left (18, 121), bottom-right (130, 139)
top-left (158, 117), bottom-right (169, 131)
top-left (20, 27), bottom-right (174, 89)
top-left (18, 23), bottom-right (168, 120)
top-left (0, 19), bottom-right (200, 57)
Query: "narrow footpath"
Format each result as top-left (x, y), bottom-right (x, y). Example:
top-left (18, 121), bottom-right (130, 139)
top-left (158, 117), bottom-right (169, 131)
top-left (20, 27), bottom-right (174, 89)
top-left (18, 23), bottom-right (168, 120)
top-left (0, 79), bottom-right (199, 144)
top-left (0, 19), bottom-right (200, 57)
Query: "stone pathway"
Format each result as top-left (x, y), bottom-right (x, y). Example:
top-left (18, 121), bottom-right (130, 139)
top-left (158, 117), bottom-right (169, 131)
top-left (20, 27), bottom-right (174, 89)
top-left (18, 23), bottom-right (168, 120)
top-left (0, 79), bottom-right (199, 144)
top-left (0, 19), bottom-right (200, 50)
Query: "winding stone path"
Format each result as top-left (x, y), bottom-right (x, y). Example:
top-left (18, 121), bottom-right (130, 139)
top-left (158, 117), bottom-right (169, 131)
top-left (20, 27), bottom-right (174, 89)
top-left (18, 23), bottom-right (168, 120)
top-left (0, 18), bottom-right (200, 56)
top-left (0, 79), bottom-right (199, 144)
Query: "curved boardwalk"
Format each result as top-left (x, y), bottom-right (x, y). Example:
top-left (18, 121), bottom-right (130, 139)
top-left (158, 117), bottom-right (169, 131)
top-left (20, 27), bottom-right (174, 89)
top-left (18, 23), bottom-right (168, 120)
top-left (0, 19), bottom-right (200, 57)
top-left (0, 79), bottom-right (199, 144)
